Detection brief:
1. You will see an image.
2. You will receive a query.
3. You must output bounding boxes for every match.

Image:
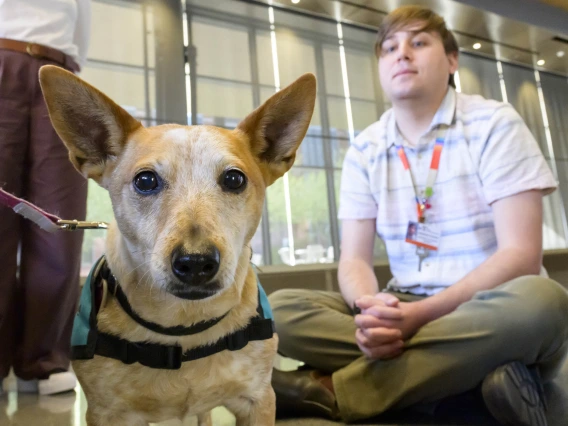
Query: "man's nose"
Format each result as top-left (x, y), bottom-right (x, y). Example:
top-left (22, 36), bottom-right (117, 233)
top-left (397, 41), bottom-right (412, 60)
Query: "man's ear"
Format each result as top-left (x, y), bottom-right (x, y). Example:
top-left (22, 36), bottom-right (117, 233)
top-left (236, 73), bottom-right (316, 185)
top-left (448, 51), bottom-right (459, 75)
top-left (39, 65), bottom-right (142, 182)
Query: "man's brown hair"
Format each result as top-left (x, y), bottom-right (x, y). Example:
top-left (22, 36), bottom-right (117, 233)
top-left (375, 6), bottom-right (459, 87)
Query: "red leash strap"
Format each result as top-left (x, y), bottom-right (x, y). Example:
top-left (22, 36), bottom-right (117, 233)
top-left (0, 187), bottom-right (62, 232)
top-left (0, 187), bottom-right (108, 232)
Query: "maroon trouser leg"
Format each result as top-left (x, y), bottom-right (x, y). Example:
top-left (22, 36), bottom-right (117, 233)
top-left (0, 49), bottom-right (87, 380)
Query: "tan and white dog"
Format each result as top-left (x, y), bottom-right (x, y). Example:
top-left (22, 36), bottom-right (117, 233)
top-left (38, 65), bottom-right (316, 426)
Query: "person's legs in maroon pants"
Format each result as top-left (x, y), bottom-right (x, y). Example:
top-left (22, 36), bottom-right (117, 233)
top-left (0, 49), bottom-right (31, 382)
top-left (11, 56), bottom-right (87, 381)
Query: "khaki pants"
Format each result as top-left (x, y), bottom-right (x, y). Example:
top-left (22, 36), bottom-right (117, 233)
top-left (269, 276), bottom-right (568, 422)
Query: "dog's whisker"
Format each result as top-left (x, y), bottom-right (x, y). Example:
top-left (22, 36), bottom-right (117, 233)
top-left (127, 259), bottom-right (153, 277)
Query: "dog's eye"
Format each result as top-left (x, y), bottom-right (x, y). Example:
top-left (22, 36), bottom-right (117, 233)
top-left (134, 171), bottom-right (160, 194)
top-left (222, 169), bottom-right (247, 193)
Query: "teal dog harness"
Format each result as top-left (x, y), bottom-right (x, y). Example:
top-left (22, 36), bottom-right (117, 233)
top-left (71, 256), bottom-right (274, 369)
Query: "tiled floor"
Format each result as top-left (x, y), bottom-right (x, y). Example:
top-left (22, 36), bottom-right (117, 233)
top-left (0, 387), bottom-right (232, 426)
top-left (1, 355), bottom-right (567, 426)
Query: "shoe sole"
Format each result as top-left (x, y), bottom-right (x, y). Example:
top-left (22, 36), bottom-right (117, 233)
top-left (482, 362), bottom-right (547, 426)
top-left (38, 376), bottom-right (76, 395)
top-left (17, 373), bottom-right (76, 395)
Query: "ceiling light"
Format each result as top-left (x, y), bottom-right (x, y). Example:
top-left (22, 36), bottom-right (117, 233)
top-left (473, 43), bottom-right (481, 50)
top-left (291, 0), bottom-right (300, 3)
top-left (537, 59), bottom-right (545, 66)
top-left (557, 51), bottom-right (565, 58)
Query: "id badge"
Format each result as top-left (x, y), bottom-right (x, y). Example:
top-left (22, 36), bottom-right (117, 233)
top-left (405, 221), bottom-right (440, 251)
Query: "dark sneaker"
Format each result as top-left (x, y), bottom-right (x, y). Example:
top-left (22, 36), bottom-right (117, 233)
top-left (482, 361), bottom-right (547, 426)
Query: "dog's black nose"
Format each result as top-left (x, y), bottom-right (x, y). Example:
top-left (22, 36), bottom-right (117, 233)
top-left (171, 247), bottom-right (220, 286)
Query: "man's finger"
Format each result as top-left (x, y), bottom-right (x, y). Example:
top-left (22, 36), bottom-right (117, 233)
top-left (355, 327), bottom-right (372, 348)
top-left (368, 341), bottom-right (405, 360)
top-left (374, 292), bottom-right (400, 307)
top-left (361, 306), bottom-right (403, 320)
top-left (361, 326), bottom-right (402, 342)
top-left (355, 296), bottom-right (384, 310)
top-left (355, 314), bottom-right (399, 329)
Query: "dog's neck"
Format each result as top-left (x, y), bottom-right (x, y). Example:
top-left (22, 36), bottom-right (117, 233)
top-left (103, 224), bottom-right (255, 329)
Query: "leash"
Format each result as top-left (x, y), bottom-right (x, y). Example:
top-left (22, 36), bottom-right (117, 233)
top-left (0, 187), bottom-right (108, 232)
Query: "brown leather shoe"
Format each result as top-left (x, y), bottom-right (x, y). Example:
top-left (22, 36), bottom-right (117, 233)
top-left (272, 368), bottom-right (341, 420)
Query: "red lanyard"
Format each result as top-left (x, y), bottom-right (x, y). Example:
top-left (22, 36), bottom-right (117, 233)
top-left (396, 134), bottom-right (445, 223)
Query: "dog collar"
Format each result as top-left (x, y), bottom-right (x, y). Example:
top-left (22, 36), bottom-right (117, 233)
top-left (71, 256), bottom-right (275, 369)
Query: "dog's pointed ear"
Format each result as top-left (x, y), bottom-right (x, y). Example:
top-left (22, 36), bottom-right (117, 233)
top-left (236, 73), bottom-right (316, 185)
top-left (39, 65), bottom-right (142, 182)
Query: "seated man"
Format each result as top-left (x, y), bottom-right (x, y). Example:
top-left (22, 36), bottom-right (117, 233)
top-left (270, 5), bottom-right (568, 426)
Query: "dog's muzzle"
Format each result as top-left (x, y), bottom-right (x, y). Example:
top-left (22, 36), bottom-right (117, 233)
top-left (170, 246), bottom-right (220, 290)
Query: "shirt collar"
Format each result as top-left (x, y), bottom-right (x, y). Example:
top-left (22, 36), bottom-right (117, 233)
top-left (387, 87), bottom-right (457, 148)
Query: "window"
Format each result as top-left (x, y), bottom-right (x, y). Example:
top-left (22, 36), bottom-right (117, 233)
top-left (501, 63), bottom-right (567, 249)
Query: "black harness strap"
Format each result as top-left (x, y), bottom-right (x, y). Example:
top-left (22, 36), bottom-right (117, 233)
top-left (101, 262), bottom-right (230, 336)
top-left (95, 318), bottom-right (274, 370)
top-left (81, 257), bottom-right (275, 369)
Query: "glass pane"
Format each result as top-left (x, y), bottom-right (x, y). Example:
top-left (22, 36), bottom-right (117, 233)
top-left (90, 1), bottom-right (144, 66)
top-left (81, 64), bottom-right (149, 124)
top-left (500, 63), bottom-right (548, 155)
top-left (322, 46), bottom-right (344, 97)
top-left (193, 19), bottom-right (251, 82)
top-left (256, 32), bottom-right (275, 86)
top-left (345, 49), bottom-right (377, 101)
top-left (260, 87), bottom-right (321, 128)
top-left (266, 177), bottom-right (288, 266)
top-left (458, 53), bottom-right (501, 101)
top-left (373, 236), bottom-right (388, 261)
top-left (327, 96), bottom-right (349, 137)
top-left (146, 6), bottom-right (156, 68)
top-left (197, 78), bottom-right (253, 125)
top-left (543, 189), bottom-right (568, 250)
top-left (250, 221), bottom-right (264, 266)
top-left (259, 86), bottom-right (276, 105)
top-left (275, 32), bottom-right (317, 87)
top-left (334, 170), bottom-right (342, 212)
top-left (540, 72), bottom-right (568, 226)
top-left (331, 138), bottom-right (350, 168)
top-left (267, 168), bottom-right (332, 265)
top-left (296, 136), bottom-right (324, 168)
top-left (81, 181), bottom-right (114, 276)
top-left (351, 99), bottom-right (379, 134)
top-left (543, 160), bottom-right (568, 250)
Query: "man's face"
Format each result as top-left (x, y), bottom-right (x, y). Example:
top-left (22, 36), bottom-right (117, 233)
top-left (378, 22), bottom-right (458, 103)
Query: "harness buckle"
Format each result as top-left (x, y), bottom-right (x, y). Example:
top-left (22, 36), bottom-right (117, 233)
top-left (161, 345), bottom-right (183, 369)
top-left (119, 342), bottom-right (139, 365)
top-left (226, 331), bottom-right (247, 351)
top-left (120, 341), bottom-right (183, 369)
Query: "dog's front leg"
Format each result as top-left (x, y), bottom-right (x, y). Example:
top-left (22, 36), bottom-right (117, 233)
top-left (197, 411), bottom-right (213, 426)
top-left (226, 387), bottom-right (276, 426)
top-left (86, 407), bottom-right (149, 426)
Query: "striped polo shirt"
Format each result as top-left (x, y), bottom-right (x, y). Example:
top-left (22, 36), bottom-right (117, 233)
top-left (338, 87), bottom-right (557, 296)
